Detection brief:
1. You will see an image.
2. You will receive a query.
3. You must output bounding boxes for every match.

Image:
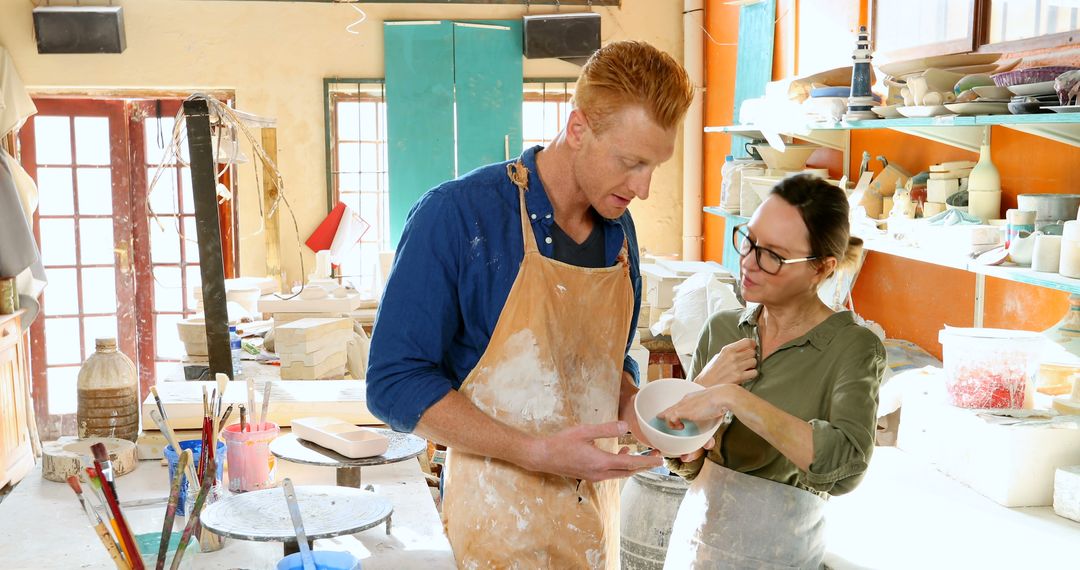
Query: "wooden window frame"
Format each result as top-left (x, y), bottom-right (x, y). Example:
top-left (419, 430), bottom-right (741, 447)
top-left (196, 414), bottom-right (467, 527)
top-left (15, 93), bottom-right (238, 438)
top-left (872, 0), bottom-right (1080, 59)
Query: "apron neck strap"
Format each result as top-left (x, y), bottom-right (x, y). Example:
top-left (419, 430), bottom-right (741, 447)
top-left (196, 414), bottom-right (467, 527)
top-left (507, 161), bottom-right (539, 255)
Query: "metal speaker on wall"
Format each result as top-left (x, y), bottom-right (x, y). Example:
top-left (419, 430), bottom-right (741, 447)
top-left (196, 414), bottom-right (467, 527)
top-left (522, 12), bottom-right (600, 64)
top-left (32, 6), bottom-right (126, 54)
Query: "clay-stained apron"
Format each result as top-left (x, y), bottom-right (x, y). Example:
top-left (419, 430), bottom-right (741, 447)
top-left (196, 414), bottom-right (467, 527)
top-left (442, 160), bottom-right (634, 569)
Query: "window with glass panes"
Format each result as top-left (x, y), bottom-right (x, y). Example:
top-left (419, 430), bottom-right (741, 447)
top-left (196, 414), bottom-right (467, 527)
top-left (522, 81), bottom-right (575, 151)
top-left (327, 82), bottom-right (387, 293)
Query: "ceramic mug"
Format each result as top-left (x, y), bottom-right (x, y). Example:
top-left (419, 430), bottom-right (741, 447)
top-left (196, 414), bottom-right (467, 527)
top-left (1006, 209), bottom-right (1037, 248)
top-left (1032, 234), bottom-right (1063, 273)
top-left (1008, 230), bottom-right (1042, 266)
top-left (743, 141), bottom-right (763, 160)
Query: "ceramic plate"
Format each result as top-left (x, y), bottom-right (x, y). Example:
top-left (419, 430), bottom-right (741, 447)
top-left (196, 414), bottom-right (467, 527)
top-left (871, 105), bottom-right (904, 119)
top-left (896, 105), bottom-right (954, 118)
top-left (1047, 105), bottom-right (1080, 114)
top-left (1008, 81), bottom-right (1056, 96)
top-left (878, 53), bottom-right (1002, 78)
top-left (944, 102), bottom-right (1011, 116)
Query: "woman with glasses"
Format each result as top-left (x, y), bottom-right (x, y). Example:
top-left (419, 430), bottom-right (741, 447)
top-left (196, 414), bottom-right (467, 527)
top-left (653, 174), bottom-right (885, 569)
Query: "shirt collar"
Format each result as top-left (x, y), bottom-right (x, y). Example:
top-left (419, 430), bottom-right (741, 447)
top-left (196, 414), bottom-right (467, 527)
top-left (739, 304), bottom-right (855, 351)
top-left (518, 144), bottom-right (620, 227)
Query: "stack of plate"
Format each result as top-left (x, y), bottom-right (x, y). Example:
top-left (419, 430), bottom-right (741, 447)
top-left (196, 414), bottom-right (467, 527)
top-left (995, 66), bottom-right (1080, 114)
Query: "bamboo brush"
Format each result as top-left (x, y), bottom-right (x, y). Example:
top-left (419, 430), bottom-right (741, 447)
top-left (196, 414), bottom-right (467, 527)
top-left (68, 475), bottom-right (130, 570)
top-left (149, 410), bottom-right (199, 491)
top-left (156, 449), bottom-right (190, 570)
top-left (170, 458), bottom-right (215, 570)
top-left (95, 461), bottom-right (144, 570)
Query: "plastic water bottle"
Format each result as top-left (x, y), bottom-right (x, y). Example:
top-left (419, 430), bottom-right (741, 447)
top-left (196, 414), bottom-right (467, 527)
top-left (229, 325), bottom-right (242, 379)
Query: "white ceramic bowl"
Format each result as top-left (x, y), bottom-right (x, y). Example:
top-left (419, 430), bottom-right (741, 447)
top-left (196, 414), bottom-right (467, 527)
top-left (635, 378), bottom-right (723, 457)
top-left (751, 144), bottom-right (819, 172)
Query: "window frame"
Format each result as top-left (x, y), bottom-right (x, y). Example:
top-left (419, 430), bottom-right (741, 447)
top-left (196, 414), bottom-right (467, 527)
top-left (872, 0), bottom-right (1080, 60)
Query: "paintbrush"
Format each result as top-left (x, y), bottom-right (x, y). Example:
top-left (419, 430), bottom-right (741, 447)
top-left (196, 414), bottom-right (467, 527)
top-left (85, 466), bottom-right (130, 564)
top-left (156, 449), bottom-right (190, 570)
top-left (170, 457), bottom-right (215, 570)
top-left (219, 404), bottom-right (234, 430)
top-left (95, 460), bottom-right (145, 570)
top-left (68, 475), bottom-right (130, 570)
top-left (91, 442), bottom-right (119, 499)
top-left (149, 409), bottom-right (199, 491)
top-left (239, 404), bottom-right (247, 433)
top-left (246, 377), bottom-right (256, 431)
top-left (202, 386), bottom-right (209, 419)
top-left (149, 386), bottom-right (168, 421)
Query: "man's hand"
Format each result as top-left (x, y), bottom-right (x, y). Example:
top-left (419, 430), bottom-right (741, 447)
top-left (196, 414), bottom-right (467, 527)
top-left (525, 421), bottom-right (662, 482)
top-left (695, 338), bottom-right (758, 387)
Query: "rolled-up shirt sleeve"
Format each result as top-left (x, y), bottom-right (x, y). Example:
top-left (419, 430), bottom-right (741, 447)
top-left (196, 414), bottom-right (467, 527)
top-left (802, 336), bottom-right (885, 495)
top-left (366, 189), bottom-right (462, 433)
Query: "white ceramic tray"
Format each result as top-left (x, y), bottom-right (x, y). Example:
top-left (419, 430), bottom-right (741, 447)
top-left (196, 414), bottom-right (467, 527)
top-left (871, 105), bottom-right (904, 118)
top-left (292, 416), bottom-right (390, 459)
top-left (878, 53), bottom-right (1001, 78)
top-left (897, 105), bottom-right (953, 118)
top-left (944, 102), bottom-right (1011, 116)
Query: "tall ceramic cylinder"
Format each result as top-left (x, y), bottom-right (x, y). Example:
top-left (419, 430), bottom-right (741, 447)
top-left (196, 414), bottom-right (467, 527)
top-left (77, 338), bottom-right (139, 441)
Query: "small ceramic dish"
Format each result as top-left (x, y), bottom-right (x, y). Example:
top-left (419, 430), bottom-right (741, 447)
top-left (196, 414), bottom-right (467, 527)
top-left (871, 105), bottom-right (904, 118)
top-left (1008, 101), bottom-right (1052, 115)
top-left (635, 379), bottom-right (723, 457)
top-left (971, 85), bottom-right (1014, 100)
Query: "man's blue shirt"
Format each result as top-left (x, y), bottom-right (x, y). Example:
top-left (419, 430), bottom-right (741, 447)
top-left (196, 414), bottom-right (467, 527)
top-left (366, 145), bottom-right (643, 432)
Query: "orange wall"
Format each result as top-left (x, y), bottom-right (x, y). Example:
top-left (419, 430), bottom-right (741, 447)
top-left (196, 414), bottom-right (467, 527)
top-left (703, 0), bottom-right (1075, 358)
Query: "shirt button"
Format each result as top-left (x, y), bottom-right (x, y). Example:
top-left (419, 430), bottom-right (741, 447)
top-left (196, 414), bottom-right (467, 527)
top-left (545, 214), bottom-right (551, 219)
top-left (531, 213), bottom-right (537, 220)
top-left (545, 237), bottom-right (553, 244)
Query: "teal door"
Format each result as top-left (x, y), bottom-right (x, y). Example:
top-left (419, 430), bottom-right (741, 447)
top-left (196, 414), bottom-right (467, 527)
top-left (384, 21), bottom-right (456, 246)
top-left (453, 22), bottom-right (523, 175)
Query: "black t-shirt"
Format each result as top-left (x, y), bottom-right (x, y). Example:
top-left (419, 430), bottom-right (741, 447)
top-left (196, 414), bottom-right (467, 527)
top-left (550, 217), bottom-right (606, 269)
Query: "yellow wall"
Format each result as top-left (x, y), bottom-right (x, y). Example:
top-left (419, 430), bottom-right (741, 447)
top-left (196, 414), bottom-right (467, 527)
top-left (0, 0), bottom-right (687, 283)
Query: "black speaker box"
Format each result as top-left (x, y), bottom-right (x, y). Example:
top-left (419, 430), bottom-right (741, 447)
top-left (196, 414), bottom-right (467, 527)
top-left (523, 13), bottom-right (600, 60)
top-left (33, 6), bottom-right (126, 54)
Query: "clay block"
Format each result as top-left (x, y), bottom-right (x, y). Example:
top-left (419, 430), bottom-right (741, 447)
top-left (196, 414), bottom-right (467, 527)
top-left (278, 342), bottom-right (349, 367)
top-left (274, 318), bottom-right (352, 345)
top-left (280, 351), bottom-right (348, 380)
top-left (927, 178), bottom-right (961, 203)
top-left (641, 264), bottom-right (683, 309)
top-left (1054, 465), bottom-right (1080, 522)
top-left (276, 329), bottom-right (353, 358)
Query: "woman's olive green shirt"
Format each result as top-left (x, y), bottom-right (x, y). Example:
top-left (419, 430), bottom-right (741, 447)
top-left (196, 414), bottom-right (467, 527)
top-left (667, 305), bottom-right (886, 497)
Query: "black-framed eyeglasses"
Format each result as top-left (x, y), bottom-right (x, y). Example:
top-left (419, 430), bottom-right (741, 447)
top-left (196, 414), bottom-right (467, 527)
top-left (732, 224), bottom-right (818, 275)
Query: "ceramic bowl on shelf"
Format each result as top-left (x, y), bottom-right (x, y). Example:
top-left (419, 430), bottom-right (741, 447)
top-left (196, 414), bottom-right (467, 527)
top-left (751, 144), bottom-right (819, 172)
top-left (971, 85), bottom-right (1014, 100)
top-left (1008, 100), bottom-right (1052, 114)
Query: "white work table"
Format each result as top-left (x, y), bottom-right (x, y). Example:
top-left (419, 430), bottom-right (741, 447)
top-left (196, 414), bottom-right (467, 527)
top-left (824, 446), bottom-right (1080, 569)
top-left (0, 440), bottom-right (454, 569)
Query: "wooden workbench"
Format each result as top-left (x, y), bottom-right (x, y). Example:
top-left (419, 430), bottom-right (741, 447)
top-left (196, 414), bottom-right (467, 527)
top-left (0, 436), bottom-right (454, 569)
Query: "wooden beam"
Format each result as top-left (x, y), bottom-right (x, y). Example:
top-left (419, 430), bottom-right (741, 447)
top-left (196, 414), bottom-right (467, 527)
top-left (183, 99), bottom-right (234, 379)
top-left (262, 127), bottom-right (286, 293)
top-left (221, 0), bottom-right (618, 4)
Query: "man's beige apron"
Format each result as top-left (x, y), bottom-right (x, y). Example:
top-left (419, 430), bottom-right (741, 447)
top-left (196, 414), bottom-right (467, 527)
top-left (664, 461), bottom-right (827, 569)
top-left (442, 161), bottom-right (634, 569)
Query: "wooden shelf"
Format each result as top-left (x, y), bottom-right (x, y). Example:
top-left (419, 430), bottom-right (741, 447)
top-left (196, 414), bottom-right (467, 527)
top-left (706, 112), bottom-right (1080, 153)
top-left (704, 207), bottom-right (1080, 295)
